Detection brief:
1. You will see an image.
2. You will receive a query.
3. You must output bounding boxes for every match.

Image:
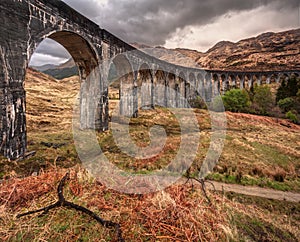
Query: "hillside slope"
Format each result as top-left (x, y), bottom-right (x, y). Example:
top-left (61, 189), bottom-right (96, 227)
top-left (0, 69), bottom-right (299, 241)
top-left (134, 28), bottom-right (300, 71)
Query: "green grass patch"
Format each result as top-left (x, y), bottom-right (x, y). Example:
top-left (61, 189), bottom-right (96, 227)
top-left (251, 142), bottom-right (296, 167)
top-left (207, 172), bottom-right (299, 191)
top-left (231, 212), bottom-right (297, 242)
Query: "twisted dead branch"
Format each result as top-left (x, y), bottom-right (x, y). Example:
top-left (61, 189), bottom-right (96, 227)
top-left (184, 169), bottom-right (216, 204)
top-left (17, 173), bottom-right (124, 242)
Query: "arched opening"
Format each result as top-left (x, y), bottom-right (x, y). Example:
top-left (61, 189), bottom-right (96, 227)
top-left (137, 63), bottom-right (153, 110)
top-left (221, 74), bottom-right (228, 94)
top-left (252, 75), bottom-right (259, 87)
top-left (261, 74), bottom-right (267, 85)
top-left (281, 73), bottom-right (290, 82)
top-left (212, 74), bottom-right (220, 96)
top-left (111, 54), bottom-right (134, 117)
top-left (25, 30), bottom-right (99, 172)
top-left (245, 75), bottom-right (252, 90)
top-left (237, 75), bottom-right (244, 89)
top-left (270, 74), bottom-right (278, 84)
top-left (229, 75), bottom-right (236, 89)
top-left (47, 31), bottom-right (99, 78)
top-left (291, 72), bottom-right (299, 79)
top-left (257, 74), bottom-right (262, 85)
top-left (107, 62), bottom-right (120, 116)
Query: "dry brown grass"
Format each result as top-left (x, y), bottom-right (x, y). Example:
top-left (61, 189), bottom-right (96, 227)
top-left (1, 167), bottom-right (298, 241)
top-left (0, 69), bottom-right (299, 241)
top-left (0, 168), bottom-right (231, 241)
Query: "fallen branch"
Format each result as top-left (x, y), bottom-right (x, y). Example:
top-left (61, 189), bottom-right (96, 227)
top-left (184, 171), bottom-right (215, 204)
top-left (17, 173), bottom-right (124, 242)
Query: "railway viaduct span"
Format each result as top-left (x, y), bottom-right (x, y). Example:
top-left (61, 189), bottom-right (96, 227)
top-left (0, 0), bottom-right (299, 159)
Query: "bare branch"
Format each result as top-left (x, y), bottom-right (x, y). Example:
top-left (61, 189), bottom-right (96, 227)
top-left (17, 173), bottom-right (124, 242)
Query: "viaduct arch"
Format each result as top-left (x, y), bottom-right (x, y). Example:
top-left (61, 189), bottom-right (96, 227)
top-left (0, 0), bottom-right (299, 159)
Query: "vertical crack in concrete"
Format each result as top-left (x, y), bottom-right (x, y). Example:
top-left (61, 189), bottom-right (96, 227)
top-left (26, 2), bottom-right (33, 64)
top-left (0, 47), bottom-right (9, 85)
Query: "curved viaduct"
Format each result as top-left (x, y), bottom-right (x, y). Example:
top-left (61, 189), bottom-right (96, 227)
top-left (0, 0), bottom-right (299, 159)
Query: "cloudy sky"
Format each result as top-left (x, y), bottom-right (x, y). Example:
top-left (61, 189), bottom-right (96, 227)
top-left (30, 0), bottom-right (300, 66)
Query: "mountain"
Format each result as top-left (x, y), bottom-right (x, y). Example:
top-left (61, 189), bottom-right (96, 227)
top-left (31, 58), bottom-right (78, 80)
top-left (32, 64), bottom-right (58, 72)
top-left (135, 28), bottom-right (300, 71)
top-left (195, 29), bottom-right (300, 71)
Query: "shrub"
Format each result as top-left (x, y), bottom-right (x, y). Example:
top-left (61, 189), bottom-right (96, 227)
top-left (189, 96), bottom-right (207, 109)
top-left (273, 167), bottom-right (287, 182)
top-left (278, 97), bottom-right (295, 113)
top-left (286, 111), bottom-right (299, 124)
top-left (222, 89), bottom-right (251, 112)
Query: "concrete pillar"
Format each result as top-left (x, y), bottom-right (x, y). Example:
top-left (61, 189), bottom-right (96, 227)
top-left (197, 73), bottom-right (205, 100)
top-left (154, 71), bottom-right (167, 107)
top-left (205, 73), bottom-right (212, 102)
top-left (212, 74), bottom-right (220, 97)
top-left (248, 75), bottom-right (253, 89)
top-left (179, 77), bottom-right (186, 108)
top-left (221, 75), bottom-right (229, 94)
top-left (266, 76), bottom-right (271, 85)
top-left (0, 1), bottom-right (29, 159)
top-left (256, 74), bottom-right (262, 86)
top-left (189, 73), bottom-right (197, 101)
top-left (185, 81), bottom-right (191, 104)
top-left (230, 75), bottom-right (236, 89)
top-left (167, 73), bottom-right (176, 108)
top-left (139, 69), bottom-right (153, 110)
top-left (276, 76), bottom-right (281, 83)
top-left (176, 73), bottom-right (186, 108)
top-left (120, 74), bottom-right (135, 117)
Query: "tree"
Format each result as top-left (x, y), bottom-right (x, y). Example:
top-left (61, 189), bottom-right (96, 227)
top-left (276, 75), bottom-right (300, 103)
top-left (222, 89), bottom-right (251, 112)
top-left (252, 85), bottom-right (274, 115)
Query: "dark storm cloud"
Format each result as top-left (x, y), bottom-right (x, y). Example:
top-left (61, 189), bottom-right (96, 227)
top-left (30, 0), bottom-right (299, 65)
top-left (62, 0), bottom-right (299, 46)
top-left (35, 38), bottom-right (71, 59)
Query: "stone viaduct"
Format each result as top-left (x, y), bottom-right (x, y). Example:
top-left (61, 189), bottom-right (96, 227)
top-left (0, 0), bottom-right (299, 159)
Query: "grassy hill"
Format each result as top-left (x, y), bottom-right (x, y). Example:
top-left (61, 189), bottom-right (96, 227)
top-left (0, 68), bottom-right (299, 241)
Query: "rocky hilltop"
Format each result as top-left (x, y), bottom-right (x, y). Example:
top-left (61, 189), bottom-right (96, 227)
top-left (133, 28), bottom-right (300, 71)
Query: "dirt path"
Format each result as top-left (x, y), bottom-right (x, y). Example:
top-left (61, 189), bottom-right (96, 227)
top-left (204, 181), bottom-right (300, 202)
top-left (176, 178), bottom-right (299, 202)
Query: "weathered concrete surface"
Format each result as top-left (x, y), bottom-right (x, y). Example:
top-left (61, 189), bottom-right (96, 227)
top-left (0, 0), bottom-right (299, 159)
